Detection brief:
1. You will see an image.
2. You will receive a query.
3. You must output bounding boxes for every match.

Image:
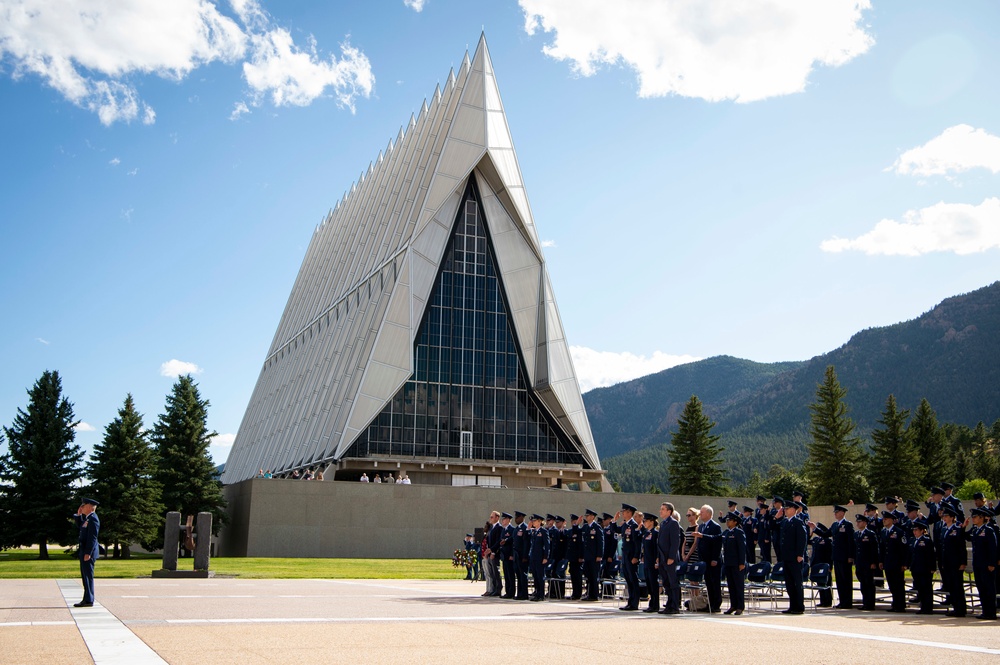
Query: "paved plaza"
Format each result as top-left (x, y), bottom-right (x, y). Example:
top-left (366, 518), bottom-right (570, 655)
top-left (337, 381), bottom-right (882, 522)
top-left (1, 577), bottom-right (998, 664)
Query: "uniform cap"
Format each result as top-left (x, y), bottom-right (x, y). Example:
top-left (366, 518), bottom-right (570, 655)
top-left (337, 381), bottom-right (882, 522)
top-left (742, 506), bottom-right (753, 513)
top-left (904, 501), bottom-right (920, 511)
top-left (792, 491), bottom-right (805, 499)
top-left (585, 508), bottom-right (598, 517)
top-left (833, 505), bottom-right (848, 513)
top-left (854, 514), bottom-right (868, 522)
top-left (621, 503), bottom-right (637, 513)
top-left (940, 506), bottom-right (958, 518)
top-left (466, 533), bottom-right (474, 537)
top-left (530, 514), bottom-right (544, 522)
top-left (601, 512), bottom-right (614, 521)
top-left (912, 519), bottom-right (928, 530)
top-left (725, 511), bottom-right (741, 523)
top-left (865, 503), bottom-right (878, 512)
top-left (772, 496), bottom-right (784, 504)
top-left (555, 515), bottom-right (566, 523)
top-left (972, 492), bottom-right (986, 500)
top-left (642, 513), bottom-right (657, 524)
top-left (814, 524), bottom-right (831, 537)
top-left (727, 500), bottom-right (738, 507)
top-left (881, 511), bottom-right (897, 520)
top-left (501, 512), bottom-right (513, 519)
top-left (883, 496), bottom-right (898, 505)
top-left (970, 507), bottom-right (991, 518)
top-left (930, 487), bottom-right (945, 496)
top-left (756, 495), bottom-right (767, 502)
top-left (514, 511), bottom-right (526, 518)
top-left (81, 497), bottom-right (100, 506)
top-left (940, 482), bottom-right (955, 490)
top-left (570, 513), bottom-right (580, 521)
top-left (545, 514), bottom-right (556, 521)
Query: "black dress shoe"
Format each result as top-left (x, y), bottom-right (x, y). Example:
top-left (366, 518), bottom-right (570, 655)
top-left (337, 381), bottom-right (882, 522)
top-left (619, 606), bottom-right (637, 611)
top-left (733, 609), bottom-right (743, 615)
top-left (73, 602), bottom-right (93, 608)
top-left (663, 609), bottom-right (680, 615)
top-left (724, 608), bottom-right (735, 615)
top-left (975, 615), bottom-right (996, 620)
top-left (945, 611), bottom-right (966, 617)
top-left (781, 609), bottom-right (804, 615)
top-left (642, 608), bottom-right (657, 613)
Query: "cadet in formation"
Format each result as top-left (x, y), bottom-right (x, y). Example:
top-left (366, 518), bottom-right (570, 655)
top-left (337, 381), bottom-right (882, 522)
top-left (528, 514), bottom-right (549, 602)
top-left (722, 511), bottom-right (746, 615)
top-left (640, 512), bottom-right (659, 612)
top-left (582, 509), bottom-right (604, 601)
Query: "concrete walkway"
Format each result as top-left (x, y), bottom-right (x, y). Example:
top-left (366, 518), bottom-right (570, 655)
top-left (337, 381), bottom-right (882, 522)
top-left (1, 578), bottom-right (998, 664)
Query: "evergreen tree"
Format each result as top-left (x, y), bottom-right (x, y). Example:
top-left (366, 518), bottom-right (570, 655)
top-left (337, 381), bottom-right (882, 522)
top-left (667, 395), bottom-right (728, 495)
top-left (868, 395), bottom-right (924, 501)
top-left (86, 395), bottom-right (164, 557)
top-left (150, 376), bottom-right (227, 541)
top-left (0, 371), bottom-right (84, 558)
top-left (909, 398), bottom-right (954, 490)
top-left (803, 365), bottom-right (870, 505)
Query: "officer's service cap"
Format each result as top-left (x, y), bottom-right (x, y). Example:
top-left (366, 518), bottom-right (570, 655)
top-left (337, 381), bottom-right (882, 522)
top-left (466, 533), bottom-right (473, 537)
top-left (642, 513), bottom-right (657, 523)
top-left (772, 496), bottom-right (784, 504)
top-left (742, 506), bottom-right (753, 513)
top-left (585, 508), bottom-right (598, 517)
top-left (530, 514), bottom-right (544, 521)
top-left (881, 511), bottom-right (897, 520)
top-left (941, 482), bottom-right (955, 490)
top-left (884, 496), bottom-right (898, 504)
top-left (602, 512), bottom-right (614, 521)
top-left (570, 513), bottom-right (580, 521)
top-left (814, 523), bottom-right (831, 536)
top-left (556, 515), bottom-right (566, 523)
top-left (81, 497), bottom-right (100, 506)
top-left (621, 503), bottom-right (637, 513)
top-left (546, 514), bottom-right (555, 521)
top-left (930, 486), bottom-right (945, 495)
top-left (973, 492), bottom-right (986, 500)
top-left (940, 506), bottom-right (958, 518)
top-left (905, 500), bottom-right (920, 511)
top-left (756, 495), bottom-right (767, 502)
top-left (727, 500), bottom-right (738, 507)
top-left (724, 511), bottom-right (741, 523)
top-left (971, 507), bottom-right (991, 518)
top-left (854, 514), bottom-right (868, 522)
top-left (514, 511), bottom-right (526, 518)
top-left (792, 491), bottom-right (805, 498)
top-left (833, 505), bottom-right (848, 513)
top-left (501, 512), bottom-right (513, 519)
top-left (865, 503), bottom-right (878, 512)
top-left (912, 519), bottom-right (928, 530)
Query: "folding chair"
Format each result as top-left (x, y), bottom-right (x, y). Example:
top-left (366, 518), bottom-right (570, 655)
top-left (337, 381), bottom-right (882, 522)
top-left (746, 561), bottom-right (772, 612)
top-left (806, 562), bottom-right (832, 611)
top-left (682, 561), bottom-right (709, 613)
top-left (545, 571), bottom-right (568, 600)
top-left (767, 562), bottom-right (786, 612)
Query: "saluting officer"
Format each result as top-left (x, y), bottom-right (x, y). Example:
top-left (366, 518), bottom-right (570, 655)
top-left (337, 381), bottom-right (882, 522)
top-left (908, 519), bottom-right (936, 614)
top-left (792, 492), bottom-right (809, 522)
top-left (551, 516), bottom-right (569, 599)
top-left (880, 511), bottom-right (908, 612)
top-left (73, 498), bottom-right (101, 608)
top-left (617, 504), bottom-right (642, 611)
top-left (567, 514), bottom-right (585, 600)
top-left (770, 496), bottom-right (785, 561)
top-left (742, 506), bottom-right (756, 565)
top-left (941, 482), bottom-right (965, 521)
top-left (528, 514), bottom-right (550, 602)
top-left (543, 514), bottom-right (556, 580)
top-left (854, 513), bottom-right (881, 611)
top-left (830, 505), bottom-right (854, 609)
top-left (939, 505), bottom-right (967, 617)
top-left (780, 501), bottom-right (807, 614)
top-left (641, 513), bottom-right (660, 612)
top-left (756, 496), bottom-right (771, 563)
top-left (722, 511), bottom-right (747, 615)
top-left (601, 512), bottom-right (619, 579)
top-left (582, 509), bottom-right (604, 601)
top-left (969, 507), bottom-right (998, 620)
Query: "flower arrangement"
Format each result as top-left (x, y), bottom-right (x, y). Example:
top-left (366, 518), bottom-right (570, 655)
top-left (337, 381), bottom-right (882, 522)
top-left (452, 549), bottom-right (478, 568)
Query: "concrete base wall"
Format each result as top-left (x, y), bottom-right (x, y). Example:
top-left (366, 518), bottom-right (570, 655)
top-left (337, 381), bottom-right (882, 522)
top-left (217, 479), bottom-right (756, 558)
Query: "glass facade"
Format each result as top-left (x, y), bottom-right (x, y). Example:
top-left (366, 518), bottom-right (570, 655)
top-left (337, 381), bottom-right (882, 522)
top-left (345, 181), bottom-right (584, 467)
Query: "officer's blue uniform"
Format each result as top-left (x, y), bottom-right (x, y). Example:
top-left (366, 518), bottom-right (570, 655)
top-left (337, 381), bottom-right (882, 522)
top-left (619, 514), bottom-right (642, 610)
top-left (940, 519), bottom-right (968, 617)
top-left (500, 520), bottom-right (516, 599)
top-left (908, 526), bottom-right (936, 614)
top-left (75, 505), bottom-right (100, 606)
top-left (970, 514), bottom-right (998, 620)
top-left (742, 511), bottom-right (756, 565)
top-left (722, 516), bottom-right (747, 613)
top-left (698, 517), bottom-right (724, 613)
top-left (640, 520), bottom-right (659, 611)
top-left (880, 516), bottom-right (909, 612)
top-left (756, 501), bottom-right (771, 563)
top-left (528, 520), bottom-right (550, 602)
top-left (582, 514), bottom-right (605, 601)
top-left (512, 516), bottom-right (530, 600)
top-left (658, 514), bottom-right (684, 613)
top-left (780, 513), bottom-right (807, 614)
top-left (487, 519), bottom-right (505, 596)
top-left (854, 518), bottom-right (881, 611)
top-left (602, 517), bottom-right (619, 579)
top-left (809, 525), bottom-right (833, 607)
top-left (770, 507), bottom-right (784, 561)
top-left (567, 518), bottom-right (584, 600)
top-left (830, 510), bottom-right (855, 609)
top-left (549, 520), bottom-right (568, 598)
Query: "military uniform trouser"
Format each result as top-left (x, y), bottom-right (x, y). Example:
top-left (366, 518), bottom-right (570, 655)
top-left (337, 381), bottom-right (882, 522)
top-left (833, 560), bottom-right (853, 608)
top-left (530, 560), bottom-right (546, 600)
top-left (622, 559), bottom-right (640, 608)
top-left (80, 556), bottom-right (95, 604)
top-left (584, 559), bottom-right (601, 600)
top-left (885, 566), bottom-right (906, 611)
top-left (660, 558), bottom-right (681, 611)
top-left (514, 557), bottom-right (529, 599)
top-left (725, 566), bottom-right (745, 611)
top-left (502, 558), bottom-right (515, 597)
top-left (943, 567), bottom-right (966, 615)
top-left (569, 559), bottom-right (584, 599)
top-left (705, 563), bottom-right (723, 612)
top-left (912, 571), bottom-right (934, 613)
top-left (758, 540), bottom-right (771, 564)
top-left (783, 560), bottom-right (804, 613)
top-left (974, 569), bottom-right (997, 618)
top-left (856, 565), bottom-right (876, 609)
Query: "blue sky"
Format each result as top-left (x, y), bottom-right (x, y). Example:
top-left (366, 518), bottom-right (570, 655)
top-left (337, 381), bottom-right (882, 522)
top-left (2, 1), bottom-right (998, 465)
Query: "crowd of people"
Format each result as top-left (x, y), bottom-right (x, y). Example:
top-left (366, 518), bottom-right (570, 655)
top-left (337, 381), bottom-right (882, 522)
top-left (465, 483), bottom-right (999, 620)
top-left (358, 472), bottom-right (410, 484)
top-left (255, 468), bottom-right (324, 480)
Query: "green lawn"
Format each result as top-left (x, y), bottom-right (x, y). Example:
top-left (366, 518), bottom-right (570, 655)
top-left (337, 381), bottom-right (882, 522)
top-left (0, 549), bottom-right (460, 579)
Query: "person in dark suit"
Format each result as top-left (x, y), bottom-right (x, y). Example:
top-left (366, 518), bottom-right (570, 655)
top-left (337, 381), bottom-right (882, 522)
top-left (640, 513), bottom-right (660, 612)
top-left (908, 519), bottom-right (936, 614)
top-left (693, 504), bottom-right (724, 613)
top-left (809, 522), bottom-right (833, 607)
top-left (722, 511), bottom-right (747, 615)
top-left (528, 514), bottom-right (549, 601)
top-left (780, 501), bottom-right (807, 614)
top-left (499, 513), bottom-right (515, 598)
top-left (658, 502), bottom-right (683, 614)
top-left (512, 512), bottom-right (530, 600)
top-left (485, 511), bottom-right (503, 597)
top-left (830, 505), bottom-right (854, 609)
top-left (617, 504), bottom-right (642, 611)
top-left (880, 511), bottom-right (909, 612)
top-left (854, 514), bottom-right (880, 610)
top-left (939, 506), bottom-right (967, 617)
top-left (73, 498), bottom-right (101, 608)
top-left (582, 509), bottom-right (605, 601)
top-left (969, 507), bottom-right (997, 620)
top-left (567, 514), bottom-right (585, 600)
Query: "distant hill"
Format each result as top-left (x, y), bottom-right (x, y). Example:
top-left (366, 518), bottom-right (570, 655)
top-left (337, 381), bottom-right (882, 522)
top-left (593, 281), bottom-right (1000, 491)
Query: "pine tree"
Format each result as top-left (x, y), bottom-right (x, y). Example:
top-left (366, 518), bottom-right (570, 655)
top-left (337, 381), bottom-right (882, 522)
top-left (868, 395), bottom-right (924, 501)
top-left (909, 398), bottom-right (954, 489)
top-left (803, 365), bottom-right (870, 505)
top-left (0, 370), bottom-right (84, 558)
top-left (86, 395), bottom-right (164, 557)
top-left (667, 395), bottom-right (728, 495)
top-left (150, 376), bottom-right (227, 543)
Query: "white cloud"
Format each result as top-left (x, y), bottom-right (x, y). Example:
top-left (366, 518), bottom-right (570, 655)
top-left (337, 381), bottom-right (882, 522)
top-left (541, 239), bottom-right (556, 248)
top-left (821, 197), bottom-right (1000, 256)
top-left (889, 124), bottom-right (1000, 178)
top-left (109, 157), bottom-right (120, 166)
top-left (519, 0), bottom-right (873, 103)
top-left (36, 337), bottom-right (50, 345)
top-left (211, 432), bottom-right (236, 447)
top-left (403, 0), bottom-right (426, 11)
top-left (74, 421), bottom-right (96, 432)
top-left (570, 346), bottom-right (700, 392)
top-left (0, 0), bottom-right (372, 124)
top-left (127, 168), bottom-right (139, 176)
top-left (230, 100), bottom-right (251, 120)
top-left (160, 358), bottom-right (204, 377)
